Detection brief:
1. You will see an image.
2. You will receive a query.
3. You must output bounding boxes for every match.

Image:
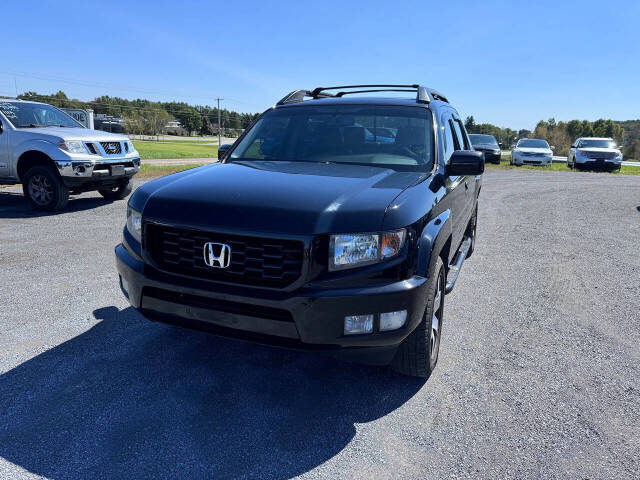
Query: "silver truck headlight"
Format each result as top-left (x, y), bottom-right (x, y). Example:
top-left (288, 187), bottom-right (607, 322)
top-left (58, 140), bottom-right (86, 154)
top-left (329, 229), bottom-right (406, 271)
top-left (127, 206), bottom-right (142, 243)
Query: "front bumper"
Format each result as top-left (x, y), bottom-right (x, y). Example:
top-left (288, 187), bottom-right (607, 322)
top-left (512, 154), bottom-right (552, 166)
top-left (575, 157), bottom-right (622, 169)
top-left (115, 243), bottom-right (429, 365)
top-left (55, 157), bottom-right (140, 178)
top-left (482, 151), bottom-right (501, 164)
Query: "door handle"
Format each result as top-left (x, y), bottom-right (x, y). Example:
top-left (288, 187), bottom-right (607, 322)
top-left (464, 181), bottom-right (469, 190)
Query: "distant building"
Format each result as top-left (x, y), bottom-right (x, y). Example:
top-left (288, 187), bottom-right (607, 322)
top-left (163, 119), bottom-right (187, 136)
top-left (94, 114), bottom-right (124, 133)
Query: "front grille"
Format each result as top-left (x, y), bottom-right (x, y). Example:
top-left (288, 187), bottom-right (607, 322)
top-left (585, 151), bottom-right (615, 160)
top-left (145, 224), bottom-right (305, 288)
top-left (143, 287), bottom-right (294, 322)
top-left (521, 151), bottom-right (544, 157)
top-left (85, 142), bottom-right (98, 155)
top-left (100, 141), bottom-right (122, 154)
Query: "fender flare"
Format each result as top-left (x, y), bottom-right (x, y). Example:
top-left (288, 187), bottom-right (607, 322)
top-left (416, 210), bottom-right (452, 278)
top-left (14, 139), bottom-right (63, 164)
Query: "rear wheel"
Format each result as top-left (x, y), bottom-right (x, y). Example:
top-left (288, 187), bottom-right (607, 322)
top-left (99, 180), bottom-right (132, 200)
top-left (22, 165), bottom-right (69, 211)
top-left (391, 256), bottom-right (445, 378)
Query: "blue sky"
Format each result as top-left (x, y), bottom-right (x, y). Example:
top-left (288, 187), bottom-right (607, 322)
top-left (3, 0), bottom-right (639, 130)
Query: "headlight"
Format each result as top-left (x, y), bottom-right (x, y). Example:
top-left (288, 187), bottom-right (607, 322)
top-left (58, 140), bottom-right (86, 153)
top-left (127, 206), bottom-right (142, 243)
top-left (329, 229), bottom-right (406, 271)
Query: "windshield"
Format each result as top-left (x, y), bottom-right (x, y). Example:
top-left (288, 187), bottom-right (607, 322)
top-left (469, 134), bottom-right (498, 146)
top-left (0, 101), bottom-right (82, 128)
top-left (581, 139), bottom-right (617, 149)
top-left (230, 105), bottom-right (434, 170)
top-left (517, 139), bottom-right (549, 149)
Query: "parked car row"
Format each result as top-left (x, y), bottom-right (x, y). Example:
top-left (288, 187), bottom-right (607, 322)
top-left (469, 132), bottom-right (623, 170)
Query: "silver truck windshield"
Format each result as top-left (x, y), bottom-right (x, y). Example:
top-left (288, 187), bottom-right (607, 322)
top-left (0, 101), bottom-right (82, 128)
top-left (231, 105), bottom-right (434, 170)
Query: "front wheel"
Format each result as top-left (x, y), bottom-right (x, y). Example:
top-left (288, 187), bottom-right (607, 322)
top-left (99, 180), bottom-right (132, 200)
top-left (22, 165), bottom-right (69, 211)
top-left (391, 257), bottom-right (445, 378)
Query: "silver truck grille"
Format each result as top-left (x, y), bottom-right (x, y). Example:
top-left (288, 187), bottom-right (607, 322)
top-left (100, 142), bottom-right (122, 154)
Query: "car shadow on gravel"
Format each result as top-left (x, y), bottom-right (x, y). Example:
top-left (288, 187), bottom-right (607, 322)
top-left (0, 191), bottom-right (116, 218)
top-left (0, 306), bottom-right (424, 480)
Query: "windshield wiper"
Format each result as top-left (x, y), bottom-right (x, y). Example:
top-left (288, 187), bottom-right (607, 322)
top-left (17, 124), bottom-right (45, 128)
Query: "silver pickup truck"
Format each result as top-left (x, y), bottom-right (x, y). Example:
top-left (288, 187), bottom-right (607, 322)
top-left (0, 99), bottom-right (140, 210)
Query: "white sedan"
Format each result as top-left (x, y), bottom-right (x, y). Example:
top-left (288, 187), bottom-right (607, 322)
top-left (510, 139), bottom-right (554, 166)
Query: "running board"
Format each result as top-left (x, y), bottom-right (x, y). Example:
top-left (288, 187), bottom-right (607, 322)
top-left (445, 237), bottom-right (472, 294)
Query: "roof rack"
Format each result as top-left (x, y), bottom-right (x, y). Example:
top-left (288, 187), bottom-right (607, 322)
top-left (276, 84), bottom-right (448, 106)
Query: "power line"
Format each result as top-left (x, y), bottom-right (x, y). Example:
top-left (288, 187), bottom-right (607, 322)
top-left (0, 69), bottom-right (266, 110)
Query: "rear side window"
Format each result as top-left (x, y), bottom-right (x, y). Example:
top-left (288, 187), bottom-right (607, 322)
top-left (443, 117), bottom-right (456, 161)
top-left (452, 119), bottom-right (469, 150)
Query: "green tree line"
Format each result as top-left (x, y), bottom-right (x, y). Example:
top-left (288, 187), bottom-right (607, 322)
top-left (16, 91), bottom-right (261, 136)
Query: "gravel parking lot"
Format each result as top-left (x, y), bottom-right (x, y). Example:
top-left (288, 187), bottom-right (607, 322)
top-left (1, 170), bottom-right (639, 479)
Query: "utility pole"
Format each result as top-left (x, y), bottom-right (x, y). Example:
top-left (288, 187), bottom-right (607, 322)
top-left (216, 97), bottom-right (224, 147)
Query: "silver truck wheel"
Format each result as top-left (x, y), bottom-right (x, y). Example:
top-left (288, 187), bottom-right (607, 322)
top-left (22, 166), bottom-right (69, 211)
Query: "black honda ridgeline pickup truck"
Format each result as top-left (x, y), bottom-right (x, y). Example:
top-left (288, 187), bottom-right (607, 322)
top-left (116, 85), bottom-right (483, 378)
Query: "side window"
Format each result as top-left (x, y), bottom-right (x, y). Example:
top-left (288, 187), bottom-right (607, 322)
top-left (455, 119), bottom-right (470, 149)
top-left (451, 118), bottom-right (468, 150)
top-left (576, 139), bottom-right (582, 148)
top-left (443, 115), bottom-right (456, 162)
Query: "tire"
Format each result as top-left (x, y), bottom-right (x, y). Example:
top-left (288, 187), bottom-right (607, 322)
top-left (465, 204), bottom-right (477, 258)
top-left (99, 180), bottom-right (132, 200)
top-left (391, 256), bottom-right (445, 378)
top-left (22, 165), bottom-right (69, 211)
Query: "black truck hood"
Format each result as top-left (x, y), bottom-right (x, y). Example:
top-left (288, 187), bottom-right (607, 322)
top-left (141, 161), bottom-right (425, 235)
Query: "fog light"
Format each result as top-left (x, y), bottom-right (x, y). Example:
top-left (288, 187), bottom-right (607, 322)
top-left (380, 310), bottom-right (407, 331)
top-left (344, 314), bottom-right (373, 335)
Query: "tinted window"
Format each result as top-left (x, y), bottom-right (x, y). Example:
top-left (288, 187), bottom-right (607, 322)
top-left (453, 119), bottom-right (469, 149)
top-left (469, 134), bottom-right (498, 146)
top-left (231, 105), bottom-right (434, 170)
top-left (443, 118), bottom-right (456, 161)
top-left (580, 139), bottom-right (617, 149)
top-left (517, 139), bottom-right (549, 149)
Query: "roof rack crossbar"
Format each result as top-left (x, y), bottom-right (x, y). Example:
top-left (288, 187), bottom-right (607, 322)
top-left (335, 89), bottom-right (416, 97)
top-left (311, 84), bottom-right (430, 104)
top-left (277, 84), bottom-right (447, 105)
top-left (276, 89), bottom-right (337, 105)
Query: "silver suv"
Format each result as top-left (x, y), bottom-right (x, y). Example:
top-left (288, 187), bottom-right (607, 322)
top-left (568, 137), bottom-right (623, 171)
top-left (0, 99), bottom-right (140, 210)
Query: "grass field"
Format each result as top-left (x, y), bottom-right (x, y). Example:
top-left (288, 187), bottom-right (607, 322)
top-left (138, 163), bottom-right (206, 178)
top-left (133, 140), bottom-right (218, 159)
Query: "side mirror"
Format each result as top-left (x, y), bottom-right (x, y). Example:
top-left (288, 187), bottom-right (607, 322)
top-left (218, 144), bottom-right (232, 160)
top-left (445, 150), bottom-right (484, 176)
top-left (550, 146), bottom-right (556, 151)
top-left (498, 142), bottom-right (503, 147)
